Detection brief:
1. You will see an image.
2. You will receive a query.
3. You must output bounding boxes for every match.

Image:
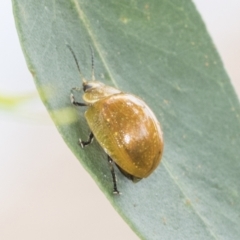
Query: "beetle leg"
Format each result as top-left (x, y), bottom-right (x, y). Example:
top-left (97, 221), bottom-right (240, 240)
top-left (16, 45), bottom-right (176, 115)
top-left (108, 156), bottom-right (120, 195)
top-left (79, 132), bottom-right (94, 148)
top-left (70, 92), bottom-right (88, 106)
top-left (70, 87), bottom-right (88, 106)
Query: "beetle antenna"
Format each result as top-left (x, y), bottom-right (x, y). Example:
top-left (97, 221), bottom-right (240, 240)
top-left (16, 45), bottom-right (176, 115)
top-left (90, 45), bottom-right (95, 80)
top-left (66, 44), bottom-right (86, 83)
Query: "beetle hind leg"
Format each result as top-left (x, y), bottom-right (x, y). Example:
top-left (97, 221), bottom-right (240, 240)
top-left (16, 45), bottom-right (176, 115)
top-left (79, 132), bottom-right (94, 148)
top-left (107, 156), bottom-right (120, 195)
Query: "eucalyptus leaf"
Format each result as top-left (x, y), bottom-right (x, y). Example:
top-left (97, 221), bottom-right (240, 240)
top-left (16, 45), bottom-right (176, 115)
top-left (12, 0), bottom-right (240, 239)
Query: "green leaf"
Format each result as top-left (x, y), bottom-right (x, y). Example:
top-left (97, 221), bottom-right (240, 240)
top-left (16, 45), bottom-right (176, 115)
top-left (12, 0), bottom-right (240, 239)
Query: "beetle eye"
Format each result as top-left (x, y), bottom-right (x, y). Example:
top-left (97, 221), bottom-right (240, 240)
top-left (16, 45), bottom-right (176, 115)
top-left (83, 84), bottom-right (92, 92)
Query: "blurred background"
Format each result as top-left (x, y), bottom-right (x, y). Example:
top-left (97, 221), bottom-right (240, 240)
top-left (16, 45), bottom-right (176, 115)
top-left (0, 1), bottom-right (239, 239)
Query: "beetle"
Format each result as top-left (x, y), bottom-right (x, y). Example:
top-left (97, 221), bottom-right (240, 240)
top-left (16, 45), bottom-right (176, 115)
top-left (67, 45), bottom-right (164, 194)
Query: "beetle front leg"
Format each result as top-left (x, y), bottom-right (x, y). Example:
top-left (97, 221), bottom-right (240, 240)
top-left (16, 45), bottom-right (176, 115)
top-left (70, 87), bottom-right (88, 106)
top-left (108, 156), bottom-right (120, 195)
top-left (79, 132), bottom-right (94, 148)
top-left (70, 93), bottom-right (87, 106)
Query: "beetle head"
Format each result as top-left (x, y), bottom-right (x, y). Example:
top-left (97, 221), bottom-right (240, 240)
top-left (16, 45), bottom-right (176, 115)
top-left (83, 80), bottom-right (121, 104)
top-left (83, 80), bottom-right (104, 92)
top-left (67, 45), bottom-right (121, 103)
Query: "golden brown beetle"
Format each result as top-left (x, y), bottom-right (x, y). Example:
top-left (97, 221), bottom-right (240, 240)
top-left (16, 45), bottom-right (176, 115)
top-left (68, 45), bottom-right (164, 194)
